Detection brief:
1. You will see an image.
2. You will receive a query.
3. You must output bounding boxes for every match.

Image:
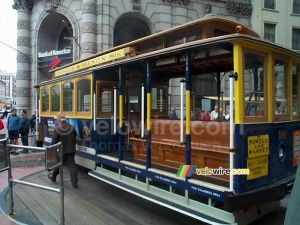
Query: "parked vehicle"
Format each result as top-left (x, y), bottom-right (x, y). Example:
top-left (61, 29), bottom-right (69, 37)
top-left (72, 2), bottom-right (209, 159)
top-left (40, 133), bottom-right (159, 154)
top-left (0, 110), bottom-right (5, 119)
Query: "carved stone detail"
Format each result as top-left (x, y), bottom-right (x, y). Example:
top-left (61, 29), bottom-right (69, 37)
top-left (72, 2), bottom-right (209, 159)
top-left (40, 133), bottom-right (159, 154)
top-left (16, 87), bottom-right (31, 97)
top-left (161, 0), bottom-right (189, 5)
top-left (81, 43), bottom-right (97, 54)
top-left (17, 19), bottom-right (30, 29)
top-left (132, 0), bottom-right (141, 11)
top-left (44, 0), bottom-right (62, 13)
top-left (226, 1), bottom-right (252, 17)
top-left (16, 70), bottom-right (30, 80)
top-left (83, 2), bottom-right (97, 14)
top-left (12, 0), bottom-right (33, 10)
top-left (17, 36), bottom-right (31, 47)
top-left (17, 53), bottom-right (31, 63)
top-left (82, 22), bottom-right (97, 34)
top-left (204, 5), bottom-right (212, 14)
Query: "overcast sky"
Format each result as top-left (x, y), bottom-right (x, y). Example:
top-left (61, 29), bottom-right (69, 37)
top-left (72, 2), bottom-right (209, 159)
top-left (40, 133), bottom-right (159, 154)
top-left (0, 1), bottom-right (17, 75)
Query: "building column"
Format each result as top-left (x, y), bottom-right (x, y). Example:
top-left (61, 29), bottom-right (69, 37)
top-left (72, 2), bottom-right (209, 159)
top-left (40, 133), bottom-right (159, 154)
top-left (81, 0), bottom-right (97, 59)
top-left (13, 1), bottom-right (31, 110)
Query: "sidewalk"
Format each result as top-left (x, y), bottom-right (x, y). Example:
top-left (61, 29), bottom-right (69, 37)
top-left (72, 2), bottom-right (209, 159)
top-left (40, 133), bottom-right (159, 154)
top-left (0, 165), bottom-right (44, 225)
top-left (0, 117), bottom-right (45, 225)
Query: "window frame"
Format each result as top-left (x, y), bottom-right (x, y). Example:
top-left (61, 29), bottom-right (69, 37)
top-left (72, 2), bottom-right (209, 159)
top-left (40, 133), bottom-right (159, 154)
top-left (264, 0), bottom-right (276, 9)
top-left (62, 80), bottom-right (74, 112)
top-left (292, 27), bottom-right (300, 50)
top-left (273, 54), bottom-right (290, 121)
top-left (75, 76), bottom-right (92, 117)
top-left (293, 0), bottom-right (300, 14)
top-left (50, 84), bottom-right (61, 113)
top-left (292, 63), bottom-right (300, 119)
top-left (41, 86), bottom-right (50, 113)
top-left (264, 23), bottom-right (276, 42)
top-left (96, 81), bottom-right (118, 118)
top-left (243, 49), bottom-right (268, 123)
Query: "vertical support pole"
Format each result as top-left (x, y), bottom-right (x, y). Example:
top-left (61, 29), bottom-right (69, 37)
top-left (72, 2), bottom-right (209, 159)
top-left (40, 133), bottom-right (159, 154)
top-left (141, 84), bottom-right (145, 138)
top-left (185, 52), bottom-right (191, 165)
top-left (113, 87), bottom-right (117, 135)
top-left (217, 71), bottom-right (221, 121)
top-left (118, 67), bottom-right (124, 161)
top-left (59, 144), bottom-right (65, 225)
top-left (229, 75), bottom-right (234, 193)
top-left (180, 80), bottom-right (185, 143)
top-left (39, 99), bottom-right (41, 124)
top-left (7, 139), bottom-right (14, 215)
top-left (93, 91), bottom-right (96, 131)
top-left (146, 61), bottom-right (152, 169)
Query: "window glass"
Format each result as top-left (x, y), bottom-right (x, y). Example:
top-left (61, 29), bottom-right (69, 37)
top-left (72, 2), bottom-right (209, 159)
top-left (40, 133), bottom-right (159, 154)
top-left (244, 52), bottom-right (265, 117)
top-left (63, 82), bottom-right (74, 111)
top-left (98, 83), bottom-right (116, 114)
top-left (51, 85), bottom-right (60, 111)
top-left (41, 87), bottom-right (49, 112)
top-left (292, 28), bottom-right (300, 50)
top-left (264, 0), bottom-right (275, 9)
top-left (77, 79), bottom-right (91, 112)
top-left (293, 0), bottom-right (300, 14)
top-left (264, 23), bottom-right (276, 42)
top-left (292, 65), bottom-right (299, 115)
top-left (274, 59), bottom-right (288, 114)
top-left (151, 87), bottom-right (167, 112)
top-left (129, 87), bottom-right (141, 112)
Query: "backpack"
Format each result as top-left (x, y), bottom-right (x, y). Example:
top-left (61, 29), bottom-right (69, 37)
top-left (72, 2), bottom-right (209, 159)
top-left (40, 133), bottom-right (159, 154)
top-left (0, 119), bottom-right (4, 130)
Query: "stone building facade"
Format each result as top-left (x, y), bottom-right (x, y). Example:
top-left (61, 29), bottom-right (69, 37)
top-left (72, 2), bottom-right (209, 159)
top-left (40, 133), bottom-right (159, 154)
top-left (12, 0), bottom-right (253, 112)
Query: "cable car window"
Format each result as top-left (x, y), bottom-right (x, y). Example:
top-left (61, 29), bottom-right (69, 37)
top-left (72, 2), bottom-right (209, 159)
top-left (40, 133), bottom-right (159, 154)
top-left (63, 82), bottom-right (74, 112)
top-left (77, 79), bottom-right (91, 112)
top-left (274, 59), bottom-right (288, 114)
top-left (41, 87), bottom-right (49, 112)
top-left (292, 64), bottom-right (299, 116)
top-left (244, 52), bottom-right (265, 116)
top-left (51, 85), bottom-right (60, 112)
top-left (151, 87), bottom-right (167, 113)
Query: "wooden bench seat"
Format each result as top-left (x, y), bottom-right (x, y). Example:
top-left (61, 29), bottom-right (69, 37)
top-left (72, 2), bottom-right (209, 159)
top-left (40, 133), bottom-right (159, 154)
top-left (130, 119), bottom-right (232, 180)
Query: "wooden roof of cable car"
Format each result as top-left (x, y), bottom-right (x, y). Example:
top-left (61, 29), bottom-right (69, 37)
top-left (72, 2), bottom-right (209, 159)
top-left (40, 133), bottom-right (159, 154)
top-left (50, 16), bottom-right (259, 74)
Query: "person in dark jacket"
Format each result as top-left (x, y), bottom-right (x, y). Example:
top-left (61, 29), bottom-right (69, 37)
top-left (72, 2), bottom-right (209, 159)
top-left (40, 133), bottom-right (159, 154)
top-left (7, 108), bottom-right (21, 155)
top-left (30, 110), bottom-right (37, 133)
top-left (48, 112), bottom-right (78, 188)
top-left (19, 109), bottom-right (30, 153)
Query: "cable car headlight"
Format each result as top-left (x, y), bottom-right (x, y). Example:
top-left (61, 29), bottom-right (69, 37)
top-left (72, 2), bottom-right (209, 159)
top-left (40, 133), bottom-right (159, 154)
top-left (278, 143), bottom-right (285, 161)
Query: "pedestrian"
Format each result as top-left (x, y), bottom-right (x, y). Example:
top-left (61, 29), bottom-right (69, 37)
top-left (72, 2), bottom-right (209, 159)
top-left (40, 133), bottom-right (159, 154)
top-left (210, 105), bottom-right (219, 120)
top-left (169, 108), bottom-right (178, 119)
top-left (202, 110), bottom-right (211, 121)
top-left (19, 109), bottom-right (30, 153)
top-left (48, 112), bottom-right (78, 188)
top-left (30, 110), bottom-right (37, 133)
top-left (7, 108), bottom-right (21, 155)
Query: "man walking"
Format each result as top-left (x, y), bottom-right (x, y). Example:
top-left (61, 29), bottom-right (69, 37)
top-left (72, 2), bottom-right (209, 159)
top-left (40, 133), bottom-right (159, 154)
top-left (48, 112), bottom-right (78, 188)
top-left (19, 109), bottom-right (30, 153)
top-left (7, 108), bottom-right (21, 155)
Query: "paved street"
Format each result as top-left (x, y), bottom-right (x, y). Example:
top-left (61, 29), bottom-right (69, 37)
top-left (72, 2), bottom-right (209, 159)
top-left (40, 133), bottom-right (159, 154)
top-left (0, 166), bottom-right (44, 225)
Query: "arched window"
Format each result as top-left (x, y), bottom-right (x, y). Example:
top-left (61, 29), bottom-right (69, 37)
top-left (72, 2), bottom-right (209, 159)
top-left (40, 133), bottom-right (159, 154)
top-left (114, 16), bottom-right (150, 46)
top-left (41, 87), bottom-right (49, 112)
top-left (51, 84), bottom-right (60, 112)
top-left (77, 79), bottom-right (91, 112)
top-left (63, 81), bottom-right (74, 111)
